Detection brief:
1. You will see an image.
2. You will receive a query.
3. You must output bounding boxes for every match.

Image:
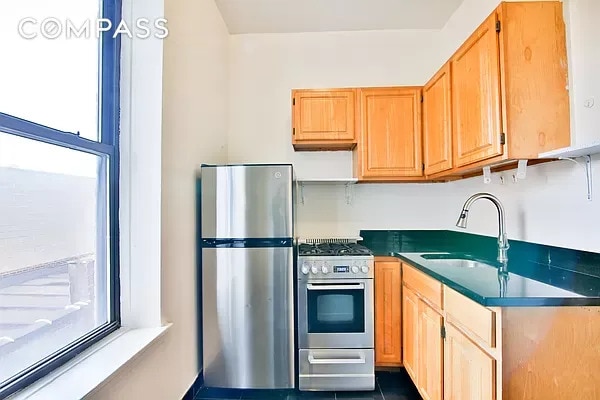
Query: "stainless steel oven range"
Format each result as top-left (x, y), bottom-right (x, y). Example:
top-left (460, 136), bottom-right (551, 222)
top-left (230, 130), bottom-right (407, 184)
top-left (297, 239), bottom-right (375, 391)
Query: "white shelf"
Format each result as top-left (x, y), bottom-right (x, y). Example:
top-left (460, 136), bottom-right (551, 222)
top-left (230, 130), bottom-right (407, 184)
top-left (538, 141), bottom-right (600, 158)
top-left (296, 178), bottom-right (358, 204)
top-left (296, 178), bottom-right (358, 185)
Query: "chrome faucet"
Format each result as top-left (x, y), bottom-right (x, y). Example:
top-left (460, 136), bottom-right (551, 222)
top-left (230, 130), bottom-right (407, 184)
top-left (455, 193), bottom-right (509, 264)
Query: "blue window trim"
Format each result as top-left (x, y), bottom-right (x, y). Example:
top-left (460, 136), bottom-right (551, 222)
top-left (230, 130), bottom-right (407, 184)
top-left (0, 1), bottom-right (122, 398)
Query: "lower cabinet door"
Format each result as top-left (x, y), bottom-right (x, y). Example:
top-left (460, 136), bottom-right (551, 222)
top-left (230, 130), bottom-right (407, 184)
top-left (402, 285), bottom-right (419, 383)
top-left (444, 323), bottom-right (496, 400)
top-left (375, 260), bottom-right (402, 366)
top-left (418, 300), bottom-right (443, 400)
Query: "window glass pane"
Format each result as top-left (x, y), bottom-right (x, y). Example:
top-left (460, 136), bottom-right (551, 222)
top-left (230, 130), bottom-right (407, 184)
top-left (0, 131), bottom-right (109, 384)
top-left (0, 0), bottom-right (101, 140)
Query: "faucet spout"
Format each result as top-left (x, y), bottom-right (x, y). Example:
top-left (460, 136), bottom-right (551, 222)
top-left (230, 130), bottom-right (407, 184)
top-left (455, 192), bottom-right (509, 263)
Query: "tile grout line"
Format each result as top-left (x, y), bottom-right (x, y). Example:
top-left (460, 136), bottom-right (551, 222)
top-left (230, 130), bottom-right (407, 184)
top-left (377, 377), bottom-right (386, 400)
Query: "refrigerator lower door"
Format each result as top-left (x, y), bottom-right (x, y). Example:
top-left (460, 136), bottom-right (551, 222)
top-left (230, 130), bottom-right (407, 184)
top-left (202, 247), bottom-right (295, 389)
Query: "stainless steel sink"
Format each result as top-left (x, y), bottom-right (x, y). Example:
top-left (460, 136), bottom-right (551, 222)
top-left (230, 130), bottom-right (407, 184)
top-left (418, 253), bottom-right (497, 269)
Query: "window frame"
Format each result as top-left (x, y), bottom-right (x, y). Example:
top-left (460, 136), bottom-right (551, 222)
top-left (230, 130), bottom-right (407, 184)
top-left (0, 0), bottom-right (122, 397)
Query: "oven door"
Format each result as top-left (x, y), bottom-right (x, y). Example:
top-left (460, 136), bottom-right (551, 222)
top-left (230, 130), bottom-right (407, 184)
top-left (298, 279), bottom-right (374, 349)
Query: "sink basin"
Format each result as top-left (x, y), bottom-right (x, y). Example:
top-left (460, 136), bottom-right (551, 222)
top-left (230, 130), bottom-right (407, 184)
top-left (420, 253), bottom-right (474, 260)
top-left (418, 253), bottom-right (497, 269)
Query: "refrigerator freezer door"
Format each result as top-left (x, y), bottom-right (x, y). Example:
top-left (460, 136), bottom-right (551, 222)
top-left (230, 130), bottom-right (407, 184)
top-left (202, 247), bottom-right (295, 389)
top-left (201, 165), bottom-right (293, 239)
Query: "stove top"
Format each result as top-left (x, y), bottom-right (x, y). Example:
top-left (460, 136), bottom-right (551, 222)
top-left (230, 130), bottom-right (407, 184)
top-left (298, 242), bottom-right (373, 257)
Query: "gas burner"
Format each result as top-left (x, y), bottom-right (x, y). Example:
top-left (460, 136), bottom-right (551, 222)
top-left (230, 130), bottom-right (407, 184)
top-left (298, 242), bottom-right (373, 256)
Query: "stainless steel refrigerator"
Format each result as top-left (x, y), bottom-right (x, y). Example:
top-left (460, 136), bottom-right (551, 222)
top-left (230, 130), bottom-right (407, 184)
top-left (200, 164), bottom-right (295, 389)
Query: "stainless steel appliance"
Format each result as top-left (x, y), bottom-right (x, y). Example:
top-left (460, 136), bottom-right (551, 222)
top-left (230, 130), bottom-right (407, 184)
top-left (200, 164), bottom-right (295, 389)
top-left (297, 239), bottom-right (375, 391)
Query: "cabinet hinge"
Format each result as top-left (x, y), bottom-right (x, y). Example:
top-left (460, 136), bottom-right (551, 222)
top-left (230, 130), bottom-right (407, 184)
top-left (293, 98), bottom-right (295, 106)
top-left (421, 95), bottom-right (424, 103)
top-left (441, 325), bottom-right (446, 339)
top-left (496, 20), bottom-right (501, 33)
top-left (293, 127), bottom-right (295, 135)
top-left (422, 163), bottom-right (425, 172)
top-left (500, 132), bottom-right (506, 145)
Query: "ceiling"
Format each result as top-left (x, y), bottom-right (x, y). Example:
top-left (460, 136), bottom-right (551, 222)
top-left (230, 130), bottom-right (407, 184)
top-left (215, 0), bottom-right (466, 34)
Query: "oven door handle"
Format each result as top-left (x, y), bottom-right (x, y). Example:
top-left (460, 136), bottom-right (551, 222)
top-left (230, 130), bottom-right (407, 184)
top-left (308, 354), bottom-right (366, 364)
top-left (306, 283), bottom-right (365, 291)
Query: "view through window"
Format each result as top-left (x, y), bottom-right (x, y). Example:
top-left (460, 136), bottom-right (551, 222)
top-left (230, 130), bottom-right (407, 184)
top-left (0, 0), bottom-right (120, 396)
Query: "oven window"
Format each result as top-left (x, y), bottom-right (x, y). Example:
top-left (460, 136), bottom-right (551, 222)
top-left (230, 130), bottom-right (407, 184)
top-left (307, 285), bottom-right (365, 333)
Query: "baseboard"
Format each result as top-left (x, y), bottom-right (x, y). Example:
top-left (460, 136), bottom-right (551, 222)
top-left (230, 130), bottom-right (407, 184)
top-left (182, 370), bottom-right (204, 400)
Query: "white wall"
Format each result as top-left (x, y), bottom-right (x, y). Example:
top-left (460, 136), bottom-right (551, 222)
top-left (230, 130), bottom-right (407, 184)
top-left (87, 0), bottom-right (229, 398)
top-left (563, 0), bottom-right (600, 146)
top-left (228, 2), bottom-right (600, 253)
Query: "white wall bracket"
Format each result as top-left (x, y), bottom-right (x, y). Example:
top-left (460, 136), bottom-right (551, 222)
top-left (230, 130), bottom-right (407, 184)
top-left (559, 155), bottom-right (593, 201)
top-left (344, 183), bottom-right (354, 205)
top-left (299, 183), bottom-right (305, 205)
top-left (515, 159), bottom-right (528, 180)
top-left (483, 166), bottom-right (492, 184)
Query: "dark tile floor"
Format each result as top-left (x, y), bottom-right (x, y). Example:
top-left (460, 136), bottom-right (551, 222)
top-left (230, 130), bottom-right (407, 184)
top-left (193, 371), bottom-right (422, 400)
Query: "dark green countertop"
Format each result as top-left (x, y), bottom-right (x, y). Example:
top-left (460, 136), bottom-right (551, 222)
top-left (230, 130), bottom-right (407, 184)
top-left (360, 230), bottom-right (600, 307)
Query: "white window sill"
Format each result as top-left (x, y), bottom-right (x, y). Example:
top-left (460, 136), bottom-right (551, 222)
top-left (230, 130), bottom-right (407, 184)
top-left (8, 324), bottom-right (172, 400)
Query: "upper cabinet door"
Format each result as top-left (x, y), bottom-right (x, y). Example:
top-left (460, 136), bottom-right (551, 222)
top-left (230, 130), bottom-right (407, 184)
top-left (357, 87), bottom-right (423, 179)
top-left (451, 13), bottom-right (504, 167)
top-left (423, 63), bottom-right (453, 175)
top-left (292, 89), bottom-right (356, 150)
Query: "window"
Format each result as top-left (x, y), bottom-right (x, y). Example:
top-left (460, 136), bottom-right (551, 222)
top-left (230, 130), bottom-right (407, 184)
top-left (0, 1), bottom-right (121, 397)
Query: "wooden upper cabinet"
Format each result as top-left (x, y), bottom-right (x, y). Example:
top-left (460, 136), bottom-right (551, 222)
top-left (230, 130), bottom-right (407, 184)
top-left (451, 13), bottom-right (503, 168)
top-left (355, 87), bottom-right (423, 181)
top-left (444, 323), bottom-right (495, 400)
top-left (423, 63), bottom-right (453, 176)
top-left (291, 89), bottom-right (357, 150)
top-left (447, 1), bottom-right (570, 172)
top-left (374, 258), bottom-right (402, 367)
top-left (498, 1), bottom-right (571, 158)
top-left (402, 285), bottom-right (419, 383)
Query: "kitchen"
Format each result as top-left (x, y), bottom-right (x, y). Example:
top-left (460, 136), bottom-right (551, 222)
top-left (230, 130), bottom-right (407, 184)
top-left (5, 0), bottom-right (597, 399)
top-left (193, 0), bottom-right (600, 397)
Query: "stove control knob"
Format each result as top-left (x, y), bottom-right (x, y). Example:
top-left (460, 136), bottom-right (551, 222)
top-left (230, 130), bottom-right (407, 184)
top-left (311, 266), bottom-right (319, 274)
top-left (361, 266), bottom-right (369, 274)
top-left (301, 264), bottom-right (310, 275)
top-left (351, 266), bottom-right (359, 274)
top-left (321, 266), bottom-right (329, 274)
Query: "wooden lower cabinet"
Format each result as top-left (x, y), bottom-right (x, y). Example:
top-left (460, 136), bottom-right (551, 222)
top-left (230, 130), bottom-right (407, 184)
top-left (402, 285), bottom-right (419, 379)
top-left (374, 258), bottom-right (402, 366)
top-left (418, 301), bottom-right (443, 400)
top-left (402, 284), bottom-right (443, 400)
top-left (401, 262), bottom-right (600, 400)
top-left (444, 323), bottom-right (495, 400)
